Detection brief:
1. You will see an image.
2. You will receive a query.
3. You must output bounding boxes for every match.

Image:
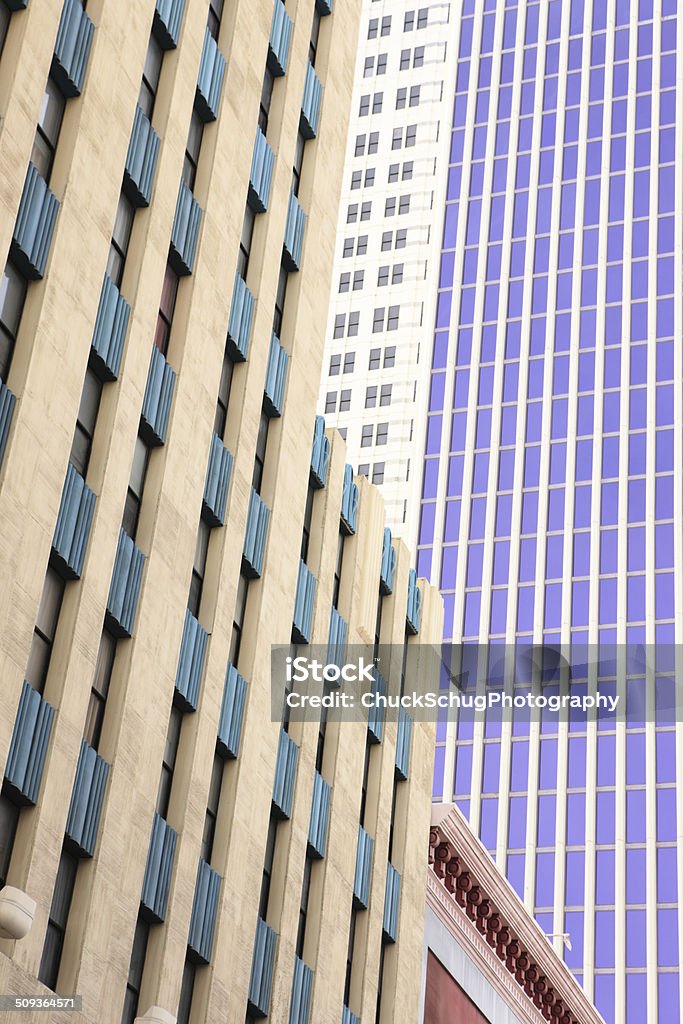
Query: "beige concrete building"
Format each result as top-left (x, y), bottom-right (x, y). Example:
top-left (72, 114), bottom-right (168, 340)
top-left (0, 2), bottom-right (443, 1023)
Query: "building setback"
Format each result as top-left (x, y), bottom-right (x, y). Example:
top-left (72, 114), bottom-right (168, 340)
top-left (318, 0), bottom-right (458, 546)
top-left (421, 2), bottom-right (680, 1024)
top-left (0, 1), bottom-right (441, 1023)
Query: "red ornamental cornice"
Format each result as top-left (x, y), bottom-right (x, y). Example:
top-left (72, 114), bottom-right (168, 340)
top-left (428, 805), bottom-right (606, 1024)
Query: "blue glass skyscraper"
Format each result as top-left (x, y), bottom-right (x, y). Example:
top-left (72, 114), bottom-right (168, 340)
top-left (421, 2), bottom-right (679, 1021)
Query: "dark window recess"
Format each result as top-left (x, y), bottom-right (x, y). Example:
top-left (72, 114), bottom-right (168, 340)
top-left (38, 846), bottom-right (79, 990)
top-left (374, 597), bottom-right (382, 654)
top-left (83, 628), bottom-right (116, 751)
top-left (30, 77), bottom-right (66, 183)
top-left (188, 519), bottom-right (211, 619)
top-left (309, 9), bottom-right (321, 65)
top-left (344, 908), bottom-right (357, 1006)
top-left (332, 532), bottom-right (344, 608)
top-left (70, 368), bottom-right (102, 478)
top-left (156, 705), bottom-right (183, 819)
top-left (375, 943), bottom-right (386, 1023)
top-left (237, 204), bottom-right (256, 279)
top-left (300, 487), bottom-right (314, 564)
top-left (121, 914), bottom-right (150, 1024)
top-left (273, 264), bottom-right (288, 337)
top-left (315, 708), bottom-right (327, 774)
top-left (106, 193), bottom-right (135, 288)
top-left (200, 753), bottom-right (224, 863)
top-left (0, 5), bottom-right (10, 61)
top-left (138, 34), bottom-right (163, 119)
top-left (182, 109), bottom-right (204, 192)
top-left (252, 411), bottom-right (269, 493)
top-left (154, 264), bottom-right (179, 356)
top-left (258, 814), bottom-right (278, 919)
top-left (359, 743), bottom-right (371, 825)
top-left (213, 349), bottom-right (234, 438)
top-left (122, 435), bottom-right (151, 540)
top-left (259, 68), bottom-right (275, 135)
top-left (292, 132), bottom-right (305, 197)
top-left (207, 0), bottom-right (224, 40)
top-left (387, 779), bottom-right (398, 862)
top-left (177, 960), bottom-right (196, 1024)
top-left (0, 259), bottom-right (27, 383)
top-left (230, 574), bottom-right (249, 668)
top-left (296, 856), bottom-right (313, 957)
top-left (25, 568), bottom-right (65, 695)
top-left (0, 791), bottom-right (19, 887)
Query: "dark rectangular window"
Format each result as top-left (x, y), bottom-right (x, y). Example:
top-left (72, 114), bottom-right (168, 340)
top-left (153, 264), bottom-right (179, 356)
top-left (258, 815), bottom-right (278, 919)
top-left (200, 753), bottom-right (223, 863)
top-left (229, 573), bottom-right (249, 667)
top-left (273, 263), bottom-right (288, 337)
top-left (207, 0), bottom-right (224, 39)
top-left (309, 8), bottom-right (321, 65)
top-left (344, 907), bottom-right (357, 1004)
top-left (177, 960), bottom-right (196, 1024)
top-left (0, 260), bottom-right (27, 382)
top-left (84, 628), bottom-right (116, 750)
top-left (156, 705), bottom-right (183, 819)
top-left (138, 34), bottom-right (163, 119)
top-left (25, 569), bottom-right (65, 695)
top-left (182, 109), bottom-right (204, 191)
top-left (70, 368), bottom-right (102, 478)
top-left (252, 411), bottom-right (269, 493)
top-left (300, 486), bottom-right (314, 564)
top-left (292, 131), bottom-right (305, 196)
top-left (214, 349), bottom-right (234, 438)
top-left (332, 532), bottom-right (344, 608)
top-left (237, 204), bottom-right (256, 279)
top-left (38, 846), bottom-right (78, 990)
top-left (30, 77), bottom-right (66, 183)
top-left (296, 856), bottom-right (313, 957)
top-left (0, 4), bottom-right (10, 59)
top-left (122, 435), bottom-right (151, 540)
top-left (188, 519), bottom-right (211, 618)
top-left (259, 69), bottom-right (274, 134)
top-left (121, 914), bottom-right (150, 1024)
top-left (106, 193), bottom-right (135, 288)
top-left (0, 791), bottom-right (19, 887)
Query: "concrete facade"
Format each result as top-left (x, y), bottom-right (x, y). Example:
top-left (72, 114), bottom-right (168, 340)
top-left (0, 2), bottom-right (442, 1023)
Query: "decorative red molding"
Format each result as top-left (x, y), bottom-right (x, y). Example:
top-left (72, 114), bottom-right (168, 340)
top-left (428, 805), bottom-right (606, 1024)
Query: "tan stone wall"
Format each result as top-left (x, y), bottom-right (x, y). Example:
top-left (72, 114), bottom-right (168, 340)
top-left (0, 2), bottom-right (442, 1023)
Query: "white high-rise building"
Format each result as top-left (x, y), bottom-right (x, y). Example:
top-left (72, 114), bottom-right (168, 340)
top-left (318, 1), bottom-right (458, 548)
